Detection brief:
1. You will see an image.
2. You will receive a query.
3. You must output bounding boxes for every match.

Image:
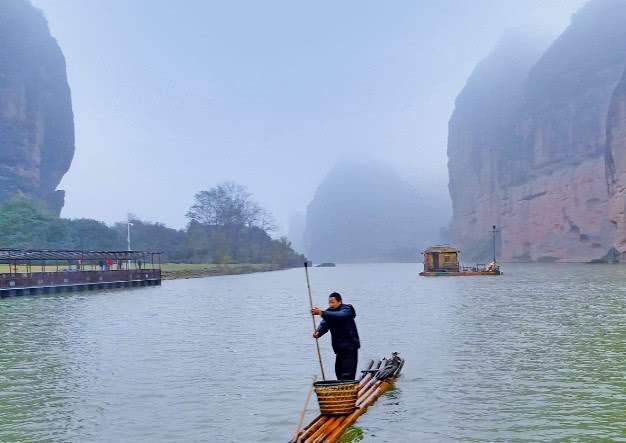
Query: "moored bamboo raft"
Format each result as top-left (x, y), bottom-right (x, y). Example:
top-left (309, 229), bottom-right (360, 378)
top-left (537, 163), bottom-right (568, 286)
top-left (419, 270), bottom-right (501, 276)
top-left (290, 353), bottom-right (404, 443)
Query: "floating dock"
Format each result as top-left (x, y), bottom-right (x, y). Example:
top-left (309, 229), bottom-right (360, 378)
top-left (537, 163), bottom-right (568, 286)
top-left (290, 353), bottom-right (404, 443)
top-left (0, 248), bottom-right (161, 298)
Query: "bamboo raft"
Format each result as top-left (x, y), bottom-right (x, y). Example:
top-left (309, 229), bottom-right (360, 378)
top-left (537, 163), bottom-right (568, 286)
top-left (290, 353), bottom-right (404, 443)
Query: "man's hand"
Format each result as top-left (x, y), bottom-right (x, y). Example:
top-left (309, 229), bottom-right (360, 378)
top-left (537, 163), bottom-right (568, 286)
top-left (311, 307), bottom-right (322, 316)
top-left (312, 331), bottom-right (320, 338)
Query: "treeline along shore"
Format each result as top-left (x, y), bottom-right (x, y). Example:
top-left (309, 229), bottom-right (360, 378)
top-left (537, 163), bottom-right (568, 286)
top-left (0, 182), bottom-right (306, 277)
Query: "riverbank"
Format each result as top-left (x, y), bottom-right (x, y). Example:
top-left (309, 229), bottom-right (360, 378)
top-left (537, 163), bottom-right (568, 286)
top-left (0, 263), bottom-right (289, 280)
top-left (160, 263), bottom-right (285, 280)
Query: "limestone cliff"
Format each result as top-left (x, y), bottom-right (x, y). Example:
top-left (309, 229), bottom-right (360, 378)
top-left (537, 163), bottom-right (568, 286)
top-left (448, 30), bottom-right (549, 259)
top-left (448, 0), bottom-right (626, 262)
top-left (607, 71), bottom-right (626, 252)
top-left (0, 0), bottom-right (74, 215)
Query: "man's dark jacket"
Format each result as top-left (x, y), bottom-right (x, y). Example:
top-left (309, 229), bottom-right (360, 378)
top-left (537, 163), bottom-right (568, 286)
top-left (316, 304), bottom-right (360, 353)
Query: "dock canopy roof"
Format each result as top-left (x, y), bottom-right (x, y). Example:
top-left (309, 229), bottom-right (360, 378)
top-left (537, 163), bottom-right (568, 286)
top-left (0, 248), bottom-right (160, 263)
top-left (422, 246), bottom-right (460, 254)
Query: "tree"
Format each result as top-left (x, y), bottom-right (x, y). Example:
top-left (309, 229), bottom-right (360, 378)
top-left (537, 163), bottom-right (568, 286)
top-left (0, 199), bottom-right (124, 250)
top-left (65, 218), bottom-right (123, 250)
top-left (0, 198), bottom-right (62, 248)
top-left (186, 181), bottom-right (275, 231)
top-left (0, 191), bottom-right (305, 269)
top-left (114, 217), bottom-right (187, 262)
top-left (183, 182), bottom-right (305, 265)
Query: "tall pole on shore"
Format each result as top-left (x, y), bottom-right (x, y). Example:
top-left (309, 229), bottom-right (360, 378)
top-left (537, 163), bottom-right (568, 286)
top-left (127, 222), bottom-right (133, 269)
top-left (127, 222), bottom-right (133, 251)
top-left (304, 262), bottom-right (326, 381)
top-left (492, 225), bottom-right (497, 264)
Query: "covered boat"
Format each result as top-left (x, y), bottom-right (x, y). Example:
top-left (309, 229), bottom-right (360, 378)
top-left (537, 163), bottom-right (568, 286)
top-left (419, 245), bottom-right (501, 276)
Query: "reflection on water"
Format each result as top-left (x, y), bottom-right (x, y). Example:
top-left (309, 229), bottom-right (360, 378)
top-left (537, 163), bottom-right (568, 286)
top-left (2, 264), bottom-right (626, 441)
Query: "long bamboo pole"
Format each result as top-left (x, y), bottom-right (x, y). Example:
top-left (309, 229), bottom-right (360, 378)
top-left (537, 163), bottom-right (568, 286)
top-left (304, 262), bottom-right (326, 381)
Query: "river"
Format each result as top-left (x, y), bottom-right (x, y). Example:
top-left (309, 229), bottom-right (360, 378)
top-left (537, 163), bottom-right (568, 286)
top-left (2, 263), bottom-right (626, 441)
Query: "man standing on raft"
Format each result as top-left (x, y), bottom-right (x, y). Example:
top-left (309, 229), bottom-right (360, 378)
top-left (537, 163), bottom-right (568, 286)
top-left (311, 292), bottom-right (360, 380)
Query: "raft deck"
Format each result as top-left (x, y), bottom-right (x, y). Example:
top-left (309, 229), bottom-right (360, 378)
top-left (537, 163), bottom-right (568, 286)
top-left (290, 353), bottom-right (404, 443)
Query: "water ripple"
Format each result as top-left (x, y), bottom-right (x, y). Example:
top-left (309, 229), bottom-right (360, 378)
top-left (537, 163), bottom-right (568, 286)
top-left (1, 264), bottom-right (626, 441)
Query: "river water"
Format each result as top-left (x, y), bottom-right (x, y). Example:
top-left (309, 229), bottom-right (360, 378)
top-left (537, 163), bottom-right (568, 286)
top-left (2, 263), bottom-right (626, 442)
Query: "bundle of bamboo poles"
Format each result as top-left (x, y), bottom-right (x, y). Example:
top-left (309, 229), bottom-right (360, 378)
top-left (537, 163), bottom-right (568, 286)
top-left (290, 354), bottom-right (404, 443)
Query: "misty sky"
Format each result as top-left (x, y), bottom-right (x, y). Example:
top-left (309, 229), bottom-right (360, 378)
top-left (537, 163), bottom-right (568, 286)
top-left (31, 0), bottom-right (584, 234)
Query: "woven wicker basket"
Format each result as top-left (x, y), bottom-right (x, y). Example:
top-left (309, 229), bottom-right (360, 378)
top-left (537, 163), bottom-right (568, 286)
top-left (313, 380), bottom-right (359, 415)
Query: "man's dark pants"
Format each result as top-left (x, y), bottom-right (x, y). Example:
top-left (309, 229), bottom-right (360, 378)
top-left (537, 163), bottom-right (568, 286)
top-left (335, 348), bottom-right (359, 380)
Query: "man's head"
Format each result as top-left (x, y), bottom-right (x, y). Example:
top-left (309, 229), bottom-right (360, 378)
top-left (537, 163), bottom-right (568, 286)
top-left (328, 292), bottom-right (342, 309)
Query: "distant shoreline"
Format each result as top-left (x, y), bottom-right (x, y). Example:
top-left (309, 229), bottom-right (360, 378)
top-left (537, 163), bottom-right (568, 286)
top-left (161, 263), bottom-right (286, 280)
top-left (161, 260), bottom-right (621, 281)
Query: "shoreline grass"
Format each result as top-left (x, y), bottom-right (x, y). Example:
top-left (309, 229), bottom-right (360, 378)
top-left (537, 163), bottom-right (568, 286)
top-left (160, 263), bottom-right (284, 279)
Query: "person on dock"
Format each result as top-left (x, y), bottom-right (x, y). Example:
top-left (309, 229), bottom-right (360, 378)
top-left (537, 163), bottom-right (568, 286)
top-left (311, 292), bottom-right (360, 380)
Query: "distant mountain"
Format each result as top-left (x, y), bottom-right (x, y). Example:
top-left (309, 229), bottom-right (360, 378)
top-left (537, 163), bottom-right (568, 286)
top-left (0, 0), bottom-right (74, 215)
top-left (287, 211), bottom-right (306, 253)
top-left (304, 161), bottom-right (449, 262)
top-left (448, 0), bottom-right (626, 262)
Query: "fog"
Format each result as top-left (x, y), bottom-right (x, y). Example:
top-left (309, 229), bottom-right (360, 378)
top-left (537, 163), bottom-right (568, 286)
top-left (31, 0), bottom-right (584, 236)
top-left (303, 159), bottom-right (450, 262)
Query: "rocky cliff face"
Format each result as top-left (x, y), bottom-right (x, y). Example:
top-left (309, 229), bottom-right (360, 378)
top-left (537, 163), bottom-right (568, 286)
top-left (607, 71), bottom-right (626, 252)
top-left (0, 0), bottom-right (74, 215)
top-left (448, 30), bottom-right (549, 259)
top-left (449, 0), bottom-right (626, 262)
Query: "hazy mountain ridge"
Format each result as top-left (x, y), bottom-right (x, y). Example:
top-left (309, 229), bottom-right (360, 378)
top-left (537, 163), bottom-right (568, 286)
top-left (448, 0), bottom-right (626, 262)
top-left (0, 0), bottom-right (74, 215)
top-left (304, 161), bottom-right (449, 263)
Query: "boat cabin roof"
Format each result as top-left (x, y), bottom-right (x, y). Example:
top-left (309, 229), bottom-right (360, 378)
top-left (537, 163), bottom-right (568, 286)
top-left (422, 245), bottom-right (460, 254)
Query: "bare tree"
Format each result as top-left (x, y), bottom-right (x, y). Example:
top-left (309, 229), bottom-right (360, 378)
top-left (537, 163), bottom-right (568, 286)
top-left (186, 181), bottom-right (276, 231)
